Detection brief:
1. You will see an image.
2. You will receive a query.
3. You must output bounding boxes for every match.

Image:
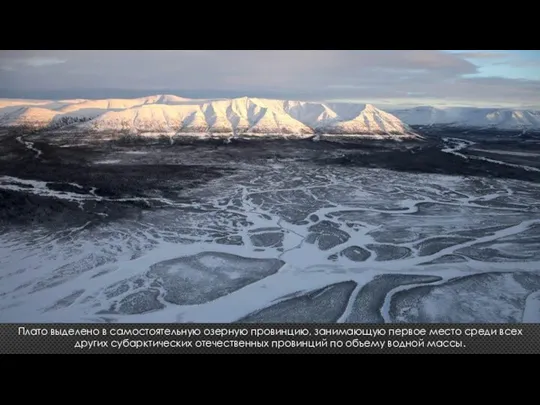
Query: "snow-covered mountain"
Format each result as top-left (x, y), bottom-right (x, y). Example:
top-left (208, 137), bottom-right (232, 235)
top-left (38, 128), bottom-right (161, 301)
top-left (390, 106), bottom-right (540, 131)
top-left (2, 95), bottom-right (539, 135)
top-left (321, 104), bottom-right (410, 135)
top-left (0, 95), bottom-right (417, 138)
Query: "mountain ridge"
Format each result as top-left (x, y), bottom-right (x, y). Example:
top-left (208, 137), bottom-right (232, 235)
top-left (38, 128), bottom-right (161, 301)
top-left (0, 95), bottom-right (416, 139)
top-left (1, 95), bottom-right (539, 137)
top-left (389, 105), bottom-right (540, 131)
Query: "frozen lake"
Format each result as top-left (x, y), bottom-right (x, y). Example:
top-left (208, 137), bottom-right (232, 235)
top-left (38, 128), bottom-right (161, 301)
top-left (1, 134), bottom-right (540, 323)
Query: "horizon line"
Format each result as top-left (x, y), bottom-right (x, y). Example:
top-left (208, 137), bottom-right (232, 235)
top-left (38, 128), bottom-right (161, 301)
top-left (0, 92), bottom-right (538, 111)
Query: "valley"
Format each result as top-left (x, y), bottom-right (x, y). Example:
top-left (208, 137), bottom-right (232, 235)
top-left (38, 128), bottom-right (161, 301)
top-left (1, 122), bottom-right (540, 323)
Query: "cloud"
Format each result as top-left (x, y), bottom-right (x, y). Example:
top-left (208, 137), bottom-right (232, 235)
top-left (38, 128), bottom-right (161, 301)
top-left (23, 57), bottom-right (66, 67)
top-left (447, 51), bottom-right (508, 59)
top-left (0, 52), bottom-right (66, 71)
top-left (0, 50), bottom-right (538, 108)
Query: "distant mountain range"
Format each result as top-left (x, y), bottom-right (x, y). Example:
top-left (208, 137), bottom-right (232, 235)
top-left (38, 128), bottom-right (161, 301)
top-left (389, 106), bottom-right (540, 132)
top-left (0, 95), bottom-right (538, 138)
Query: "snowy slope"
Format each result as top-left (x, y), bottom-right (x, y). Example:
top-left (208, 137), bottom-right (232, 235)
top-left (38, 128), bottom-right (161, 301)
top-left (0, 106), bottom-right (60, 128)
top-left (284, 100), bottom-right (340, 128)
top-left (321, 104), bottom-right (412, 135)
top-left (0, 95), bottom-right (416, 137)
top-left (391, 106), bottom-right (540, 130)
top-left (388, 106), bottom-right (456, 126)
top-left (80, 104), bottom-right (199, 133)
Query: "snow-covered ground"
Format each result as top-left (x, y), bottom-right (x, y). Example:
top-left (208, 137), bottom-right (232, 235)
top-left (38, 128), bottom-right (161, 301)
top-left (15, 136), bottom-right (42, 158)
top-left (469, 148), bottom-right (540, 158)
top-left (1, 138), bottom-right (540, 323)
top-left (442, 137), bottom-right (540, 172)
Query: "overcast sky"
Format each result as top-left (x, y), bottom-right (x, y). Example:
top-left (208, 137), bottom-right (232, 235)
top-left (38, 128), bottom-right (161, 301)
top-left (1, 50), bottom-right (539, 109)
